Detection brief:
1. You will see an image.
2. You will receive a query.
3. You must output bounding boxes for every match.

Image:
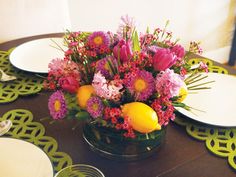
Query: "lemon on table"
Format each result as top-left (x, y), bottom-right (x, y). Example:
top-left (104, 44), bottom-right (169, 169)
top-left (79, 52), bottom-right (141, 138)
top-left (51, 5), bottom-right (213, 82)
top-left (121, 102), bottom-right (161, 133)
top-left (177, 83), bottom-right (188, 102)
top-left (77, 85), bottom-right (95, 109)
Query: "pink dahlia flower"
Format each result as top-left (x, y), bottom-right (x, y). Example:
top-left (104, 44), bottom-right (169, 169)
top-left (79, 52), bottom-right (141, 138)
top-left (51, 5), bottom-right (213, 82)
top-left (88, 31), bottom-right (110, 48)
top-left (87, 96), bottom-right (104, 118)
top-left (124, 70), bottom-right (155, 101)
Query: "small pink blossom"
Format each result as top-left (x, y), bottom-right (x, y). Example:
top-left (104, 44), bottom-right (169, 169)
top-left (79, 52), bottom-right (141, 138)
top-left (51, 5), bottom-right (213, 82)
top-left (69, 41), bottom-right (78, 47)
top-left (199, 61), bottom-right (208, 72)
top-left (147, 45), bottom-right (160, 53)
top-left (48, 58), bottom-right (80, 77)
top-left (151, 97), bottom-right (175, 126)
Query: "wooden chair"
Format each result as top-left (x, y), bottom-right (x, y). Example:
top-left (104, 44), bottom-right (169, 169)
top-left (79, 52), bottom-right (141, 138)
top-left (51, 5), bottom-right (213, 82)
top-left (228, 26), bottom-right (236, 66)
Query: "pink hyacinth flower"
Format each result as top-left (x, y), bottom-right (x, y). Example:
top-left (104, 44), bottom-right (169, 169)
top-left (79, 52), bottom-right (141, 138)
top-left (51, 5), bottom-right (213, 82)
top-left (113, 39), bottom-right (133, 62)
top-left (153, 48), bottom-right (177, 71)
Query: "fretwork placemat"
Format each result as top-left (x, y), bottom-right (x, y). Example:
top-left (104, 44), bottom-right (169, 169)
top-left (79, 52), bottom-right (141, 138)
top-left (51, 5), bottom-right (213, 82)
top-left (0, 49), bottom-right (44, 103)
top-left (0, 109), bottom-right (73, 173)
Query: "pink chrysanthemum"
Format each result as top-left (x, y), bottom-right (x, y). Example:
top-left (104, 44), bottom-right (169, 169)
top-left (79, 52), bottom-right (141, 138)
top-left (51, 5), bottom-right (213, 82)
top-left (96, 56), bottom-right (116, 78)
top-left (92, 72), bottom-right (123, 101)
top-left (155, 69), bottom-right (184, 98)
top-left (88, 31), bottom-right (110, 48)
top-left (48, 90), bottom-right (67, 120)
top-left (124, 70), bottom-right (155, 101)
top-left (87, 96), bottom-right (104, 118)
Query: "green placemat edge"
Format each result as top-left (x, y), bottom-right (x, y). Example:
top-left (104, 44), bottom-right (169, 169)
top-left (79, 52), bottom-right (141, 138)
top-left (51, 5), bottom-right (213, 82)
top-left (0, 109), bottom-right (73, 173)
top-left (0, 49), bottom-right (44, 103)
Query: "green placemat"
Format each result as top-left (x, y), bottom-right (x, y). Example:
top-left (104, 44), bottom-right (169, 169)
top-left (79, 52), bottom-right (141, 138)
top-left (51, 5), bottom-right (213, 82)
top-left (0, 109), bottom-right (73, 173)
top-left (0, 49), bottom-right (44, 103)
top-left (175, 58), bottom-right (236, 170)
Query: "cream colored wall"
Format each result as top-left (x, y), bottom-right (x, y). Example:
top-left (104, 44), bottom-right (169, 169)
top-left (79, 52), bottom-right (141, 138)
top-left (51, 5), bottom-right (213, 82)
top-left (0, 0), bottom-right (71, 43)
top-left (0, 0), bottom-right (235, 63)
top-left (68, 0), bottom-right (236, 63)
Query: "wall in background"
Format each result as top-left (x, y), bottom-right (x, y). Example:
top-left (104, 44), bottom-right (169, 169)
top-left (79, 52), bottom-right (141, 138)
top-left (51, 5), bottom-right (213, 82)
top-left (0, 0), bottom-right (71, 43)
top-left (68, 0), bottom-right (236, 63)
top-left (0, 0), bottom-right (235, 63)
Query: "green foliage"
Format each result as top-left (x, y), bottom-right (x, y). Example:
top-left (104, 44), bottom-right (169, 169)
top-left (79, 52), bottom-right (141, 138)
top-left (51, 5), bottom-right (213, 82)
top-left (75, 111), bottom-right (90, 121)
top-left (132, 30), bottom-right (141, 52)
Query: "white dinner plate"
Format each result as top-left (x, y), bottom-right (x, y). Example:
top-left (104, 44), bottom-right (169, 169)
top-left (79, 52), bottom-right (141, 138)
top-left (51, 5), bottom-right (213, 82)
top-left (9, 38), bottom-right (66, 73)
top-left (0, 137), bottom-right (54, 177)
top-left (176, 72), bottom-right (236, 127)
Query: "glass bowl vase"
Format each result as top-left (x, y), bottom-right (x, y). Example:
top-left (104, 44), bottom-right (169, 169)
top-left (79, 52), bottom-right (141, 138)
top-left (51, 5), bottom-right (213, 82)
top-left (83, 123), bottom-right (166, 161)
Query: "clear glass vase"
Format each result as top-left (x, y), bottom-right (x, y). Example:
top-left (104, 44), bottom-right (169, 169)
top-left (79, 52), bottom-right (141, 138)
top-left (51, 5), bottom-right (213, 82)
top-left (83, 123), bottom-right (166, 161)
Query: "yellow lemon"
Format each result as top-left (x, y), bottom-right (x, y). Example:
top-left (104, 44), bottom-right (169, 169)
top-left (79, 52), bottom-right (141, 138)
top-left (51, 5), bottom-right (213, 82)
top-left (177, 84), bottom-right (188, 102)
top-left (121, 102), bottom-right (161, 133)
top-left (77, 85), bottom-right (95, 109)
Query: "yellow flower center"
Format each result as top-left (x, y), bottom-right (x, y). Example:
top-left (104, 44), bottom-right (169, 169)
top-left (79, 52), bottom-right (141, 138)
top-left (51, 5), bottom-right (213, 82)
top-left (54, 100), bottom-right (61, 112)
top-left (92, 103), bottom-right (99, 111)
top-left (93, 36), bottom-right (103, 45)
top-left (134, 79), bottom-right (147, 92)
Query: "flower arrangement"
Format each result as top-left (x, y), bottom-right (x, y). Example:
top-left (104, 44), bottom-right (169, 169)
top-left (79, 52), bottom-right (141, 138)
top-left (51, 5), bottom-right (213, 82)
top-left (44, 16), bottom-right (208, 139)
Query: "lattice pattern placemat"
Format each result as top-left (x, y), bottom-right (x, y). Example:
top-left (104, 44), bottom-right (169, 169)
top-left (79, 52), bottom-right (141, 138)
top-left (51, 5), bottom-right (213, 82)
top-left (0, 109), bottom-right (73, 173)
top-left (0, 49), bottom-right (44, 103)
top-left (175, 58), bottom-right (236, 170)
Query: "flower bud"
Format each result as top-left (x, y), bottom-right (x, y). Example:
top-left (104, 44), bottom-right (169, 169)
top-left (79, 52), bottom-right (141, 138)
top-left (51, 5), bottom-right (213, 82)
top-left (153, 48), bottom-right (177, 71)
top-left (113, 40), bottom-right (133, 62)
top-left (59, 76), bottom-right (79, 93)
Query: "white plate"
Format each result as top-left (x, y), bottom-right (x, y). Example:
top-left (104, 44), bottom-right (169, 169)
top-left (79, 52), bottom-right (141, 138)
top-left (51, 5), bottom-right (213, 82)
top-left (0, 137), bottom-right (54, 177)
top-left (9, 38), bottom-right (66, 73)
top-left (177, 72), bottom-right (236, 127)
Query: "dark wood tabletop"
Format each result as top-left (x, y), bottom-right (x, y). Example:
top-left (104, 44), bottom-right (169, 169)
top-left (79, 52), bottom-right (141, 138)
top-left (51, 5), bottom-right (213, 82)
top-left (1, 34), bottom-right (236, 177)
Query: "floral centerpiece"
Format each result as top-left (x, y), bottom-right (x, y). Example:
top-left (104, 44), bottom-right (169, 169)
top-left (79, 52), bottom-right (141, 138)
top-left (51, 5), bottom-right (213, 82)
top-left (44, 16), bottom-right (208, 159)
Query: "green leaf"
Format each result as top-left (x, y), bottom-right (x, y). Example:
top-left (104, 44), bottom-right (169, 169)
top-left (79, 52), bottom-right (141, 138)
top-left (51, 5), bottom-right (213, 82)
top-left (107, 58), bottom-right (117, 75)
top-left (75, 111), bottom-right (90, 121)
top-left (146, 26), bottom-right (150, 34)
top-left (132, 30), bottom-right (141, 52)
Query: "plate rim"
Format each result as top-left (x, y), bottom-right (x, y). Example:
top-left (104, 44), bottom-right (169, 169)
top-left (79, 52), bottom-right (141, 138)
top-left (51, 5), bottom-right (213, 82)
top-left (0, 137), bottom-right (54, 177)
top-left (9, 37), bottom-right (64, 73)
top-left (175, 72), bottom-right (236, 127)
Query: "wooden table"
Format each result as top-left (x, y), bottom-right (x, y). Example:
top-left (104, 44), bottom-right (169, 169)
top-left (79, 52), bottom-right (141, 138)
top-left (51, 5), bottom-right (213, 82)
top-left (0, 34), bottom-right (236, 177)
